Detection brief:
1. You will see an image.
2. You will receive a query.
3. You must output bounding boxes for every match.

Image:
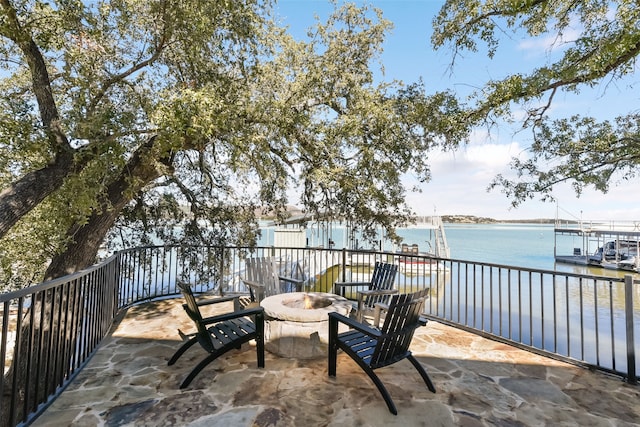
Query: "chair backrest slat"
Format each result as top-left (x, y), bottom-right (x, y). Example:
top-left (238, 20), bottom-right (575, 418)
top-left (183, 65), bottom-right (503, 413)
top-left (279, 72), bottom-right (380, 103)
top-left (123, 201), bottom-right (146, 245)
top-left (365, 262), bottom-right (399, 308)
top-left (177, 282), bottom-right (214, 349)
top-left (371, 289), bottom-right (428, 367)
top-left (243, 257), bottom-right (280, 300)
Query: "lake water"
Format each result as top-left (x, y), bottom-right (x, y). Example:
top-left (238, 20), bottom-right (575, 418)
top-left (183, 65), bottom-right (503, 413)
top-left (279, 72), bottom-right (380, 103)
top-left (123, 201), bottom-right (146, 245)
top-left (261, 222), bottom-right (635, 278)
top-left (262, 222), bottom-right (550, 265)
top-left (340, 222), bottom-right (635, 279)
top-left (402, 223), bottom-right (555, 269)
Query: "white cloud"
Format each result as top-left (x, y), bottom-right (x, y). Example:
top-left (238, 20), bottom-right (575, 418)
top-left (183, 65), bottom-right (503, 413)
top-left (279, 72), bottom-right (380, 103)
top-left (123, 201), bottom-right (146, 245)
top-left (406, 141), bottom-right (640, 221)
top-left (406, 142), bottom-right (525, 217)
top-left (430, 140), bottom-right (526, 178)
top-left (517, 27), bottom-right (581, 58)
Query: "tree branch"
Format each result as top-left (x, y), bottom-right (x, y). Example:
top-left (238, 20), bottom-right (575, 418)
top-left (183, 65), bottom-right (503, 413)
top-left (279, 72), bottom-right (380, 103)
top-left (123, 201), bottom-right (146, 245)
top-left (0, 0), bottom-right (71, 155)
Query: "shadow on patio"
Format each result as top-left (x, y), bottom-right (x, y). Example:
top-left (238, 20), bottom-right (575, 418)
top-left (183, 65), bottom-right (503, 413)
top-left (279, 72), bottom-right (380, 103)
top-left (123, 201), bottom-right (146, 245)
top-left (31, 298), bottom-right (640, 427)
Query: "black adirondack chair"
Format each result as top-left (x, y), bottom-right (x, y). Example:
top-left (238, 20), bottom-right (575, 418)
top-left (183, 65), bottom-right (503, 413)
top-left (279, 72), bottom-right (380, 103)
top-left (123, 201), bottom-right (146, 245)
top-left (328, 289), bottom-right (435, 415)
top-left (333, 261), bottom-right (399, 322)
top-left (168, 282), bottom-right (265, 388)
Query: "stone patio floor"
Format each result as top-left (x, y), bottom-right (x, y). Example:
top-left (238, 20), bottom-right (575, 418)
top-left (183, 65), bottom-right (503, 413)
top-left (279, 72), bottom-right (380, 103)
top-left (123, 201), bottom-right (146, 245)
top-left (31, 297), bottom-right (640, 427)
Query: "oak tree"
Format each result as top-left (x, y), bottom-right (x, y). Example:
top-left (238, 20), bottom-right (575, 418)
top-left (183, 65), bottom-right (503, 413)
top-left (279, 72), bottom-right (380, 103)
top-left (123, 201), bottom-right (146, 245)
top-left (0, 1), bottom-right (468, 289)
top-left (432, 0), bottom-right (640, 205)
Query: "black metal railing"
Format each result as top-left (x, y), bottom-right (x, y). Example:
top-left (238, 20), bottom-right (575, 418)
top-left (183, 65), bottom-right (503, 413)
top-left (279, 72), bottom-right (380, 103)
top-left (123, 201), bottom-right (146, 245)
top-left (424, 257), bottom-right (638, 382)
top-left (1, 244), bottom-right (638, 426)
top-left (1, 254), bottom-right (120, 427)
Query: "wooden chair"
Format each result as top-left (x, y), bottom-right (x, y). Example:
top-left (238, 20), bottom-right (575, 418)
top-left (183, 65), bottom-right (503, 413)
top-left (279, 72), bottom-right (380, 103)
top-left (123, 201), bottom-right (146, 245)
top-left (168, 282), bottom-right (265, 388)
top-left (240, 256), bottom-right (304, 302)
top-left (333, 261), bottom-right (399, 322)
top-left (328, 289), bottom-right (435, 415)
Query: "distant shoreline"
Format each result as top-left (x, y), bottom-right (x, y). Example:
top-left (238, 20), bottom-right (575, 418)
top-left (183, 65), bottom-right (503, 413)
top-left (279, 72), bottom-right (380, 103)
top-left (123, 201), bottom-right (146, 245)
top-left (268, 207), bottom-right (569, 225)
top-left (441, 215), bottom-right (558, 224)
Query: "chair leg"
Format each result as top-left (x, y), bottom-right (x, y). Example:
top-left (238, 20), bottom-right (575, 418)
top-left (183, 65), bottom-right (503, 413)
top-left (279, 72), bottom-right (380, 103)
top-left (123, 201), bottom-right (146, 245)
top-left (180, 352), bottom-right (220, 388)
top-left (179, 336), bottom-right (265, 388)
top-left (256, 312), bottom-right (265, 368)
top-left (256, 338), bottom-right (265, 368)
top-left (168, 337), bottom-right (198, 366)
top-left (361, 365), bottom-right (398, 415)
top-left (407, 354), bottom-right (436, 393)
top-left (356, 295), bottom-right (365, 323)
top-left (328, 316), bottom-right (338, 377)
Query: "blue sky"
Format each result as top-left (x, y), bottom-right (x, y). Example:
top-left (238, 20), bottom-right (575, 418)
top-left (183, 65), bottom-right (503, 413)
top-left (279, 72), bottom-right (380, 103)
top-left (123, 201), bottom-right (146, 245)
top-left (274, 0), bottom-right (640, 221)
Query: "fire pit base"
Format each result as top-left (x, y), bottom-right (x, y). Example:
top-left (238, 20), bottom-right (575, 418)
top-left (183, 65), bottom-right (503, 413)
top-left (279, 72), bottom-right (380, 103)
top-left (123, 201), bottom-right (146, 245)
top-left (260, 292), bottom-right (352, 359)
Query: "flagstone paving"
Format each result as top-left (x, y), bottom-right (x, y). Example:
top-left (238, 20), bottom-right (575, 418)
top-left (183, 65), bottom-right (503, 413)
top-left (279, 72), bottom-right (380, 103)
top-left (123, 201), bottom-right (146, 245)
top-left (31, 298), bottom-right (640, 427)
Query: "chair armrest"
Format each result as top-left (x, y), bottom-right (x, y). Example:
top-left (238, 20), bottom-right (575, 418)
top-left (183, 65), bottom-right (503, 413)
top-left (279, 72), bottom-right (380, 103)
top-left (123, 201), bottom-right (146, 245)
top-left (194, 295), bottom-right (239, 307)
top-left (372, 302), bottom-right (390, 328)
top-left (334, 281), bottom-right (370, 288)
top-left (240, 278), bottom-right (265, 289)
top-left (328, 312), bottom-right (381, 338)
top-left (279, 276), bottom-right (304, 285)
top-left (358, 289), bottom-right (398, 297)
top-left (201, 306), bottom-right (264, 325)
top-left (373, 302), bottom-right (390, 311)
top-left (280, 275), bottom-right (306, 292)
top-left (356, 289), bottom-right (397, 309)
top-left (333, 281), bottom-right (371, 296)
top-left (356, 290), bottom-right (397, 322)
top-left (419, 315), bottom-right (429, 326)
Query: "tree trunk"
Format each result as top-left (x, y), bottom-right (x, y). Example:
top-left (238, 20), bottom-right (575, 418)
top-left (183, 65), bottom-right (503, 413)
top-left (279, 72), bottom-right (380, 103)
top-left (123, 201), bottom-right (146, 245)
top-left (0, 152), bottom-right (75, 240)
top-left (44, 136), bottom-right (171, 280)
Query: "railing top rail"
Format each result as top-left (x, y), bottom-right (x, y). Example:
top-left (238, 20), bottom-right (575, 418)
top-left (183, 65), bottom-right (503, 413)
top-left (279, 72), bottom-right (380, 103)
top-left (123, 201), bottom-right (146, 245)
top-left (0, 253), bottom-right (119, 303)
top-left (114, 244), bottom-right (631, 284)
top-left (4, 245), bottom-right (630, 303)
top-left (115, 244), bottom-right (275, 253)
top-left (443, 255), bottom-right (630, 283)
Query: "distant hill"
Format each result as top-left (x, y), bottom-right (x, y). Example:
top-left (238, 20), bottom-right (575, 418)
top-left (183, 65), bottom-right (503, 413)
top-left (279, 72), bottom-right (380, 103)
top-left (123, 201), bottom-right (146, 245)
top-left (441, 215), bottom-right (557, 224)
top-left (258, 207), bottom-right (558, 224)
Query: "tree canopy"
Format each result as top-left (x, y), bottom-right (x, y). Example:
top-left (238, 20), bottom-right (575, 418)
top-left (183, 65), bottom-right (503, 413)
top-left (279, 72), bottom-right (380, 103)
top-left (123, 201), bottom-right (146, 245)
top-left (0, 0), bottom-right (469, 290)
top-left (432, 0), bottom-right (640, 206)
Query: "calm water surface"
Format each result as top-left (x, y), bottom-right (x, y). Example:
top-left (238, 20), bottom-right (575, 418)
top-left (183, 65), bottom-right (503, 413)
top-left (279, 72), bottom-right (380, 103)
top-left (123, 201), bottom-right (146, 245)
top-left (405, 223), bottom-right (554, 269)
top-left (400, 223), bottom-right (636, 279)
top-left (262, 222), bottom-right (635, 278)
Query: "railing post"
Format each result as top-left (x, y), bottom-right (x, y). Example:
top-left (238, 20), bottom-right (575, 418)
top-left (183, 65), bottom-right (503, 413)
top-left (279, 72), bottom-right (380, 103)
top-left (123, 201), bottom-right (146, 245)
top-left (218, 246), bottom-right (225, 296)
top-left (114, 254), bottom-right (121, 313)
top-left (341, 248), bottom-right (347, 282)
top-left (624, 274), bottom-right (637, 384)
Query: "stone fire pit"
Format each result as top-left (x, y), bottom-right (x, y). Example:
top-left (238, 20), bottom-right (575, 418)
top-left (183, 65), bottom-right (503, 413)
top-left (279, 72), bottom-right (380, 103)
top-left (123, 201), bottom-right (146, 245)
top-left (260, 292), bottom-right (352, 359)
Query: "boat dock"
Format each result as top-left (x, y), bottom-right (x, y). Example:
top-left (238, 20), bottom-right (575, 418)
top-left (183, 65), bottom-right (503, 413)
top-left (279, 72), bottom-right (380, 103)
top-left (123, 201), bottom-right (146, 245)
top-left (554, 219), bottom-right (640, 272)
